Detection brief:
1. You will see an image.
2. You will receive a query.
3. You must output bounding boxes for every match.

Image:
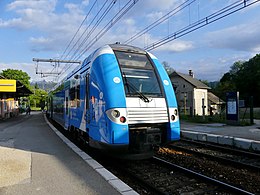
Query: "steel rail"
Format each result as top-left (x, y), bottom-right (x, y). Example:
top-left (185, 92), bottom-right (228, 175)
top-left (181, 138), bottom-right (260, 157)
top-left (152, 156), bottom-right (254, 195)
top-left (115, 164), bottom-right (167, 195)
top-left (168, 144), bottom-right (260, 172)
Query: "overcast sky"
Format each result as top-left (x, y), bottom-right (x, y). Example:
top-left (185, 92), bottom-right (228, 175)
top-left (0, 0), bottom-right (260, 82)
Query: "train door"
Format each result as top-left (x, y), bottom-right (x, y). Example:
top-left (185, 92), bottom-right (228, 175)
top-left (64, 89), bottom-right (69, 129)
top-left (49, 96), bottom-right (53, 118)
top-left (85, 74), bottom-right (90, 125)
top-left (78, 75), bottom-right (87, 131)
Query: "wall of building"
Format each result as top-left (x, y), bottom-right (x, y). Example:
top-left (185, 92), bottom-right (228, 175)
top-left (172, 76), bottom-right (194, 115)
top-left (171, 75), bottom-right (210, 116)
top-left (0, 79), bottom-right (19, 119)
top-left (0, 98), bottom-right (19, 119)
top-left (194, 88), bottom-right (208, 116)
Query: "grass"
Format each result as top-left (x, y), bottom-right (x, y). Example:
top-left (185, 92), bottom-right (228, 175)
top-left (180, 114), bottom-right (226, 124)
top-left (180, 107), bottom-right (260, 125)
top-left (30, 107), bottom-right (42, 111)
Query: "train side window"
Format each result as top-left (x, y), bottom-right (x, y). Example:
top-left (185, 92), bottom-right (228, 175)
top-left (69, 87), bottom-right (76, 107)
top-left (86, 74), bottom-right (89, 110)
top-left (65, 97), bottom-right (68, 114)
top-left (76, 85), bottom-right (80, 107)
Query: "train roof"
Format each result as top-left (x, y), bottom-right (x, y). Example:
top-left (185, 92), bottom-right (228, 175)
top-left (109, 43), bottom-right (146, 54)
top-left (49, 44), bottom-right (149, 93)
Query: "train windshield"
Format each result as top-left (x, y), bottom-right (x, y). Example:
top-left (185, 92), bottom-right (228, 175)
top-left (114, 51), bottom-right (163, 98)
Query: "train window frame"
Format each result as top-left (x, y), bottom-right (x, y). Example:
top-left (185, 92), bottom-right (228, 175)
top-left (85, 74), bottom-right (90, 110)
top-left (114, 50), bottom-right (164, 98)
top-left (65, 97), bottom-right (68, 115)
top-left (114, 51), bottom-right (154, 70)
top-left (122, 68), bottom-right (163, 97)
top-left (69, 86), bottom-right (77, 107)
top-left (76, 85), bottom-right (80, 107)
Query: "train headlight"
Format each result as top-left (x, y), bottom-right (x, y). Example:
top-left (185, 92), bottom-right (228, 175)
top-left (174, 109), bottom-right (178, 116)
top-left (112, 110), bottom-right (120, 118)
top-left (106, 108), bottom-right (128, 125)
top-left (168, 107), bottom-right (179, 122)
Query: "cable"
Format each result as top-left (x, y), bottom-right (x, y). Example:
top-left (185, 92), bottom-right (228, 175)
top-left (61, 0), bottom-right (110, 61)
top-left (60, 0), bottom-right (98, 60)
top-left (59, 0), bottom-right (139, 78)
top-left (74, 0), bottom-right (139, 61)
top-left (124, 0), bottom-right (196, 44)
top-left (58, 0), bottom-right (114, 79)
top-left (145, 0), bottom-right (260, 51)
top-left (68, 0), bottom-right (115, 61)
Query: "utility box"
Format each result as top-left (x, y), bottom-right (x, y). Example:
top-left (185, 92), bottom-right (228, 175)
top-left (226, 91), bottom-right (239, 125)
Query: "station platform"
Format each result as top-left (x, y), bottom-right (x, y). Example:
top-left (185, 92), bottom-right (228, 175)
top-left (0, 112), bottom-right (137, 195)
top-left (180, 120), bottom-right (260, 152)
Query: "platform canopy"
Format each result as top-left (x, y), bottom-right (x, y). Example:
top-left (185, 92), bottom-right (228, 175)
top-left (0, 78), bottom-right (32, 99)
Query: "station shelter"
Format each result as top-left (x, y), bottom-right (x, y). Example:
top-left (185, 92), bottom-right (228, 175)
top-left (0, 76), bottom-right (32, 119)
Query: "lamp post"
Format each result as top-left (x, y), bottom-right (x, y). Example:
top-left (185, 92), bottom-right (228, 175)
top-left (183, 92), bottom-right (187, 115)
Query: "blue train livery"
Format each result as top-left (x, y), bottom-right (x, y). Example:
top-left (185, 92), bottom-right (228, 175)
top-left (47, 43), bottom-right (180, 159)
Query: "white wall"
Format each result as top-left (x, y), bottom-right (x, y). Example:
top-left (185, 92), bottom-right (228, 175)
top-left (194, 89), bottom-right (208, 116)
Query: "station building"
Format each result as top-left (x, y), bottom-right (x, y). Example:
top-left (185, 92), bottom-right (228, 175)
top-left (169, 70), bottom-right (224, 116)
top-left (0, 75), bottom-right (32, 119)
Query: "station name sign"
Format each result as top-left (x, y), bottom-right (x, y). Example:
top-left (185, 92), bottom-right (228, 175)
top-left (0, 79), bottom-right (16, 92)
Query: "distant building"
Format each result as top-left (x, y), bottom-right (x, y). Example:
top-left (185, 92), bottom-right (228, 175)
top-left (169, 70), bottom-right (223, 116)
top-left (208, 91), bottom-right (225, 115)
top-left (0, 75), bottom-right (32, 119)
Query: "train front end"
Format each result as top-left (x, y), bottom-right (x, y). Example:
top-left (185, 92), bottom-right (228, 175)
top-left (90, 44), bottom-right (180, 159)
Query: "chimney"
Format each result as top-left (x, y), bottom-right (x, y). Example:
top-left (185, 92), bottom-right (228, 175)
top-left (189, 70), bottom-right (194, 78)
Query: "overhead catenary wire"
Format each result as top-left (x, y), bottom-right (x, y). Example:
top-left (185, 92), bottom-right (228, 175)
top-left (61, 0), bottom-right (112, 62)
top-left (73, 0), bottom-right (139, 61)
top-left (59, 0), bottom-right (139, 79)
top-left (124, 0), bottom-right (196, 45)
top-left (57, 0), bottom-right (115, 79)
top-left (48, 0), bottom-right (259, 82)
top-left (60, 0), bottom-right (98, 60)
top-left (144, 0), bottom-right (260, 51)
top-left (50, 0), bottom-right (98, 80)
top-left (67, 0), bottom-right (116, 62)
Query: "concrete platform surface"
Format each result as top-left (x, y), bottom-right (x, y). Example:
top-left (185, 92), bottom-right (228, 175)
top-left (180, 120), bottom-right (260, 151)
top-left (0, 112), bottom-right (137, 195)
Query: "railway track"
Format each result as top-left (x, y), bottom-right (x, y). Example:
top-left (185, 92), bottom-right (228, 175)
top-left (169, 139), bottom-right (260, 171)
top-left (156, 140), bottom-right (260, 194)
top-left (153, 157), bottom-right (254, 195)
top-left (48, 119), bottom-right (258, 194)
top-left (102, 156), bottom-right (254, 195)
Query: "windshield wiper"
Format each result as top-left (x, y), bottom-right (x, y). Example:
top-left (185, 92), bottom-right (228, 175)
top-left (122, 72), bottom-right (150, 103)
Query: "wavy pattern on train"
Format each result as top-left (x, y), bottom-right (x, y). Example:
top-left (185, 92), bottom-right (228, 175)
top-left (47, 43), bottom-right (180, 159)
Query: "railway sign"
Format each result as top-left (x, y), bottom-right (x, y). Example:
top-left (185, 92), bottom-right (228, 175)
top-left (226, 91), bottom-right (239, 125)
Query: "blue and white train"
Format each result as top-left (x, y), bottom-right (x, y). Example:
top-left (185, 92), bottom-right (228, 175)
top-left (47, 43), bottom-right (180, 159)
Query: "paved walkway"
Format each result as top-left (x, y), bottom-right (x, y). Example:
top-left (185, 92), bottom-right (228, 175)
top-left (180, 120), bottom-right (260, 151)
top-left (0, 112), bottom-right (135, 195)
top-left (181, 120), bottom-right (260, 141)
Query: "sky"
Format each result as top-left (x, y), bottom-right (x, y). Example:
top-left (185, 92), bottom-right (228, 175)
top-left (0, 0), bottom-right (260, 83)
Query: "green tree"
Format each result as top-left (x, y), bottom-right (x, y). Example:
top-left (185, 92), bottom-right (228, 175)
top-left (28, 87), bottom-right (48, 108)
top-left (35, 82), bottom-right (39, 89)
top-left (229, 61), bottom-right (244, 75)
top-left (200, 80), bottom-right (209, 87)
top-left (215, 54), bottom-right (260, 106)
top-left (0, 69), bottom-right (31, 88)
top-left (162, 61), bottom-right (175, 75)
top-left (235, 54), bottom-right (260, 105)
